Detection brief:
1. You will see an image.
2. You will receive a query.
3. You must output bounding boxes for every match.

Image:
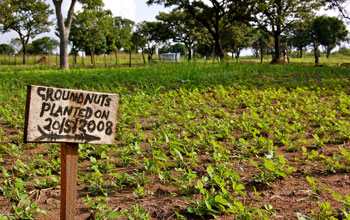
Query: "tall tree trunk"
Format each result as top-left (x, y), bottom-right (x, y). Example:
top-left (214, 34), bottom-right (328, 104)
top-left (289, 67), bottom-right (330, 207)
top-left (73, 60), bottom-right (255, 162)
top-left (22, 44), bottom-right (26, 65)
top-left (187, 45), bottom-right (192, 61)
top-left (314, 43), bottom-right (320, 65)
top-left (115, 49), bottom-right (118, 66)
top-left (193, 46), bottom-right (196, 62)
top-left (90, 50), bottom-right (94, 65)
top-left (272, 32), bottom-right (280, 63)
top-left (129, 50), bottom-right (132, 67)
top-left (326, 46), bottom-right (331, 58)
top-left (73, 53), bottom-right (77, 64)
top-left (260, 46), bottom-right (264, 64)
top-left (58, 27), bottom-right (70, 69)
top-left (53, 0), bottom-right (77, 70)
top-left (236, 50), bottom-right (240, 62)
top-left (148, 52), bottom-right (152, 64)
top-left (299, 47), bottom-right (303, 58)
top-left (141, 49), bottom-right (146, 65)
top-left (82, 52), bottom-right (85, 66)
top-left (214, 34), bottom-right (224, 61)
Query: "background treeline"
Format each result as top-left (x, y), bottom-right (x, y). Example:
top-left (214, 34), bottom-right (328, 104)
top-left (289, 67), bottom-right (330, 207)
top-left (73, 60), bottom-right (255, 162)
top-left (0, 0), bottom-right (349, 66)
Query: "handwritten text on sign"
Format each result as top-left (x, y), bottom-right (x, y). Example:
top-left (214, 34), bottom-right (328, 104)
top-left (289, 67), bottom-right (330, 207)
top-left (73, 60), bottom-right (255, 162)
top-left (24, 85), bottom-right (119, 144)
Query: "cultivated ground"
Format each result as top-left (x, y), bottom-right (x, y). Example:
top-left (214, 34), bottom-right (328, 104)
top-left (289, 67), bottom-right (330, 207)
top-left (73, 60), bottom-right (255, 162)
top-left (1, 63), bottom-right (350, 219)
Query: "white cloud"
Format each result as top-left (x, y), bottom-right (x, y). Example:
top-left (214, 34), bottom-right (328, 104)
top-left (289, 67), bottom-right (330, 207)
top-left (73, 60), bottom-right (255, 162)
top-left (104, 0), bottom-right (136, 21)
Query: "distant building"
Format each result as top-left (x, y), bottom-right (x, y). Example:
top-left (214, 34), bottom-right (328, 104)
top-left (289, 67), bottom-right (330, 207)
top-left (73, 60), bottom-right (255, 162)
top-left (160, 53), bottom-right (180, 62)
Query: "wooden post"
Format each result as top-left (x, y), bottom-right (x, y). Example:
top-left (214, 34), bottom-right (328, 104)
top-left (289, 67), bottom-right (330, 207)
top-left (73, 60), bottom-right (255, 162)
top-left (60, 143), bottom-right (79, 220)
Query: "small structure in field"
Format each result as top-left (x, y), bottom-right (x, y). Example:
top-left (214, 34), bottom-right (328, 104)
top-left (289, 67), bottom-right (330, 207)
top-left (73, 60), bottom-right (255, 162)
top-left (160, 53), bottom-right (180, 62)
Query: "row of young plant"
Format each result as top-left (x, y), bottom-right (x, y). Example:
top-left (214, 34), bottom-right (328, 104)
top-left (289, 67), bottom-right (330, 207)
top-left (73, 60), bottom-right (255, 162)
top-left (1, 63), bottom-right (350, 219)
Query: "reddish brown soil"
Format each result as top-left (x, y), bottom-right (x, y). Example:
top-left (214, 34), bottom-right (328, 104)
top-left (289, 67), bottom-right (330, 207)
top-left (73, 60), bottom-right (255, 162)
top-left (1, 117), bottom-right (349, 220)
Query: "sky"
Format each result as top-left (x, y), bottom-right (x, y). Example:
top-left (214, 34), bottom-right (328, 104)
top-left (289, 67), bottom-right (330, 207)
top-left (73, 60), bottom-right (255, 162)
top-left (0, 0), bottom-right (170, 45)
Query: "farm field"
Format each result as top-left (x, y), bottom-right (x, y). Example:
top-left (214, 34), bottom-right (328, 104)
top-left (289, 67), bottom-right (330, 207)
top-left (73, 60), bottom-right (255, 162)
top-left (1, 63), bottom-right (350, 219)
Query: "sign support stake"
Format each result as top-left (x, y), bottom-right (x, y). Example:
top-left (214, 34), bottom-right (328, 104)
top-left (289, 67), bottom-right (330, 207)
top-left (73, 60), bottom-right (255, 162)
top-left (60, 143), bottom-right (79, 220)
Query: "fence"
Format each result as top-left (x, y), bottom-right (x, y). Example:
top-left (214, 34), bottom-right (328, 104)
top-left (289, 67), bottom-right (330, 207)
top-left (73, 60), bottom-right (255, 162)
top-left (0, 52), bottom-right (154, 67)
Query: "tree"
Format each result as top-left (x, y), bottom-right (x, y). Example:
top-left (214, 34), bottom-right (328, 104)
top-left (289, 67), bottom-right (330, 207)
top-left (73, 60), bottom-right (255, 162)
top-left (0, 0), bottom-right (53, 64)
top-left (9, 38), bottom-right (22, 54)
top-left (131, 30), bottom-right (147, 64)
top-left (159, 43), bottom-right (187, 55)
top-left (147, 0), bottom-right (260, 61)
top-left (107, 16), bottom-right (134, 65)
top-left (52, 0), bottom-right (103, 69)
top-left (0, 44), bottom-right (14, 55)
top-left (323, 0), bottom-right (350, 20)
top-left (156, 9), bottom-right (202, 60)
top-left (311, 16), bottom-right (348, 59)
top-left (135, 21), bottom-right (170, 63)
top-left (286, 21), bottom-right (312, 58)
top-left (222, 22), bottom-right (253, 61)
top-left (338, 46), bottom-right (350, 56)
top-left (251, 29), bottom-right (273, 63)
top-left (169, 44), bottom-right (187, 55)
top-left (30, 37), bottom-right (59, 55)
top-left (70, 8), bottom-right (110, 65)
top-left (255, 0), bottom-right (322, 63)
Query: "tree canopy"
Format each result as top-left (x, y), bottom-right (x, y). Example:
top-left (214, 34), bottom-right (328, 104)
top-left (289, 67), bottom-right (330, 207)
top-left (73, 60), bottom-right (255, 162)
top-left (0, 44), bottom-right (14, 55)
top-left (255, 0), bottom-right (323, 63)
top-left (311, 16), bottom-right (348, 59)
top-left (0, 0), bottom-right (53, 64)
top-left (30, 37), bottom-right (59, 55)
top-left (285, 21), bottom-right (311, 58)
top-left (70, 8), bottom-right (111, 64)
top-left (147, 0), bottom-right (260, 60)
top-left (156, 9), bottom-right (204, 60)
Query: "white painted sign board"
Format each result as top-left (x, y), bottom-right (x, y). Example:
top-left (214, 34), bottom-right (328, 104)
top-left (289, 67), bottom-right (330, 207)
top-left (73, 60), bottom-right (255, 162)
top-left (24, 85), bottom-right (119, 144)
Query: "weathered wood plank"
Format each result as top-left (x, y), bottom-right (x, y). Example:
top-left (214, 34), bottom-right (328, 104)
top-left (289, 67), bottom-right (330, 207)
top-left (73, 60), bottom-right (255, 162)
top-left (24, 85), bottom-right (119, 144)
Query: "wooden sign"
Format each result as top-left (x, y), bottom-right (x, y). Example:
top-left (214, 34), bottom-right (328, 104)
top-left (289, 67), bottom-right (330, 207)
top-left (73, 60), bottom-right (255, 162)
top-left (24, 85), bottom-right (119, 220)
top-left (24, 85), bottom-right (119, 144)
